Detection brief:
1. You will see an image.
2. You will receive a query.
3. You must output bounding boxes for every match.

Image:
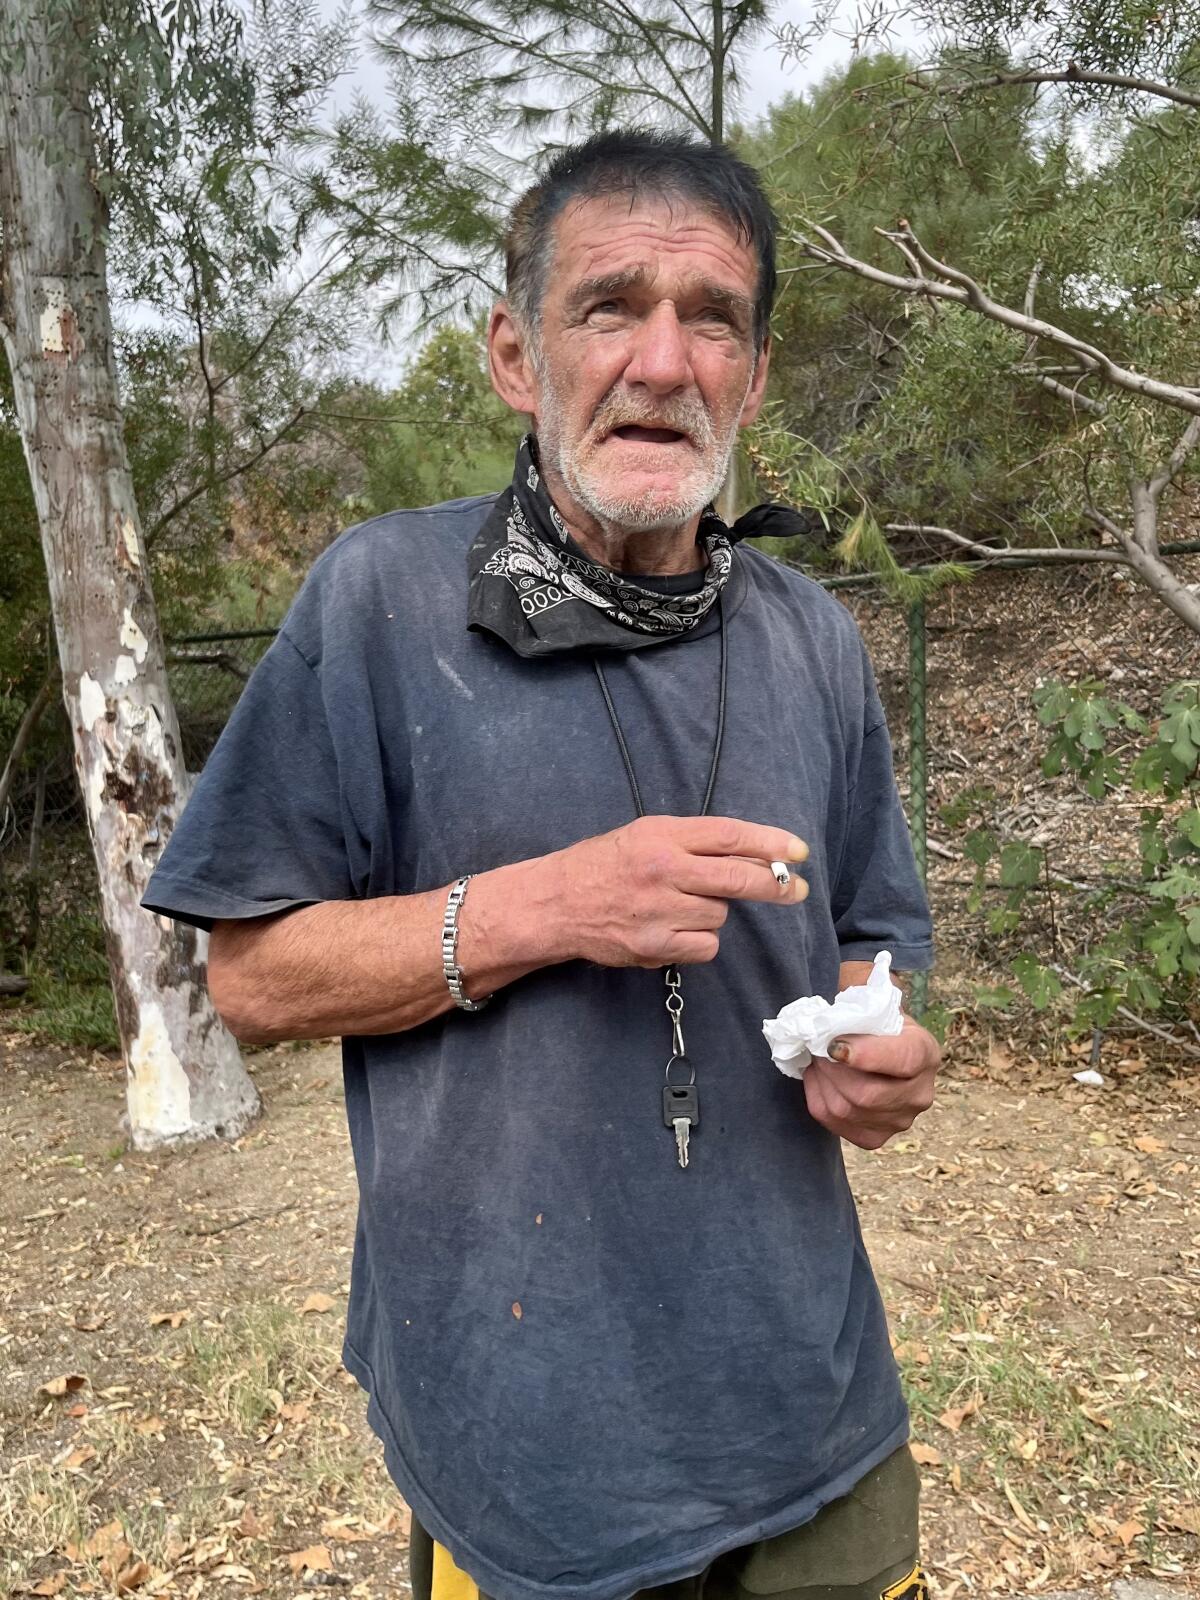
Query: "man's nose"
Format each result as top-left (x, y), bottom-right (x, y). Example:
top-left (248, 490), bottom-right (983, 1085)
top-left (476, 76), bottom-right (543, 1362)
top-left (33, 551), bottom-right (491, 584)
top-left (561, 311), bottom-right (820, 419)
top-left (623, 301), bottom-right (694, 394)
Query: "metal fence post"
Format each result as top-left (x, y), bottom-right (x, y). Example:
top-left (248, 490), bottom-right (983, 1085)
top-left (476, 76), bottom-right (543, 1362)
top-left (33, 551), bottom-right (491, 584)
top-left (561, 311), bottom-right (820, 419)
top-left (907, 598), bottom-right (929, 1020)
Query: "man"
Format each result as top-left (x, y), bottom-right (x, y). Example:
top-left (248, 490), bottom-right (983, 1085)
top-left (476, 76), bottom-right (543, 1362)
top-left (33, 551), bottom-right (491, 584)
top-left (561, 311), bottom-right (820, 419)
top-left (143, 130), bottom-right (939, 1600)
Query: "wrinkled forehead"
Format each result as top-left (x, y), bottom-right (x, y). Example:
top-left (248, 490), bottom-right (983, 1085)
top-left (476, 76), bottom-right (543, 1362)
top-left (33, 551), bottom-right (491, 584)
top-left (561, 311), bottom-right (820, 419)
top-left (545, 190), bottom-right (759, 304)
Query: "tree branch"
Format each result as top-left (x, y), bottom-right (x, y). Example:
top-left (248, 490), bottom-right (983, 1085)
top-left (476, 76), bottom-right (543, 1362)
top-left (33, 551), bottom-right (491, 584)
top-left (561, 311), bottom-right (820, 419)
top-left (603, 1), bottom-right (709, 134)
top-left (146, 406), bottom-right (308, 546)
top-left (1022, 370), bottom-right (1109, 416)
top-left (1081, 504), bottom-right (1200, 633)
top-left (211, 240), bottom-right (352, 400)
top-left (910, 65), bottom-right (1200, 114)
top-left (885, 523), bottom-right (1126, 564)
top-left (1049, 962), bottom-right (1200, 1059)
top-left (1148, 413), bottom-right (1200, 502)
top-left (793, 220), bottom-right (1200, 417)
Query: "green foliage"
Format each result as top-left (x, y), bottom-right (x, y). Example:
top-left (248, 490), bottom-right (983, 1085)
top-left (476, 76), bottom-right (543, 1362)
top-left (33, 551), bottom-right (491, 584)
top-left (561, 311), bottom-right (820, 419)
top-left (367, 0), bottom-right (770, 144)
top-left (745, 405), bottom-right (973, 599)
top-left (742, 50), bottom-right (1083, 584)
top-left (948, 678), bottom-right (1200, 1037)
top-left (0, 359), bottom-right (50, 727)
top-left (6, 912), bottom-right (119, 1052)
top-left (360, 324), bottom-right (523, 515)
top-left (749, 34), bottom-right (1200, 610)
top-left (916, 0), bottom-right (1200, 85)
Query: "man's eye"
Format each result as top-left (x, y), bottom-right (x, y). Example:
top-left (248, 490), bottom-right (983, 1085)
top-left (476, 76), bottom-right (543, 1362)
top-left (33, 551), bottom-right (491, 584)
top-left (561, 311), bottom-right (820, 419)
top-left (589, 299), bottom-right (622, 315)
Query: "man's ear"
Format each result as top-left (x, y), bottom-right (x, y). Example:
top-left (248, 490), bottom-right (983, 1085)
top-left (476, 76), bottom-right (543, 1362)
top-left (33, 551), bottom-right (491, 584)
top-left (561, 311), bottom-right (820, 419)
top-left (737, 335), bottom-right (771, 429)
top-left (488, 301), bottom-right (538, 418)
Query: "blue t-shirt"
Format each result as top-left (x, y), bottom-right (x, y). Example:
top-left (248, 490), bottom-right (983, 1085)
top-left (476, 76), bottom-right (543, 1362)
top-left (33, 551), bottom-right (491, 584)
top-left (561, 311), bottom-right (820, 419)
top-left (143, 495), bottom-right (933, 1600)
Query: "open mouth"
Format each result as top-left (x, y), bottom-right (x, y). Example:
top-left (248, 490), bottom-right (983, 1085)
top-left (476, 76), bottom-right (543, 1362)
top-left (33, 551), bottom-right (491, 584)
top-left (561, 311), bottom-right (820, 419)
top-left (609, 424), bottom-right (690, 445)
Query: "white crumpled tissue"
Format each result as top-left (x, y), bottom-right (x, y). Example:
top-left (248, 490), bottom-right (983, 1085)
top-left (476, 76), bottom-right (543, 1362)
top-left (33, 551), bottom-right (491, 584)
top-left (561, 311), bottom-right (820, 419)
top-left (762, 951), bottom-right (904, 1080)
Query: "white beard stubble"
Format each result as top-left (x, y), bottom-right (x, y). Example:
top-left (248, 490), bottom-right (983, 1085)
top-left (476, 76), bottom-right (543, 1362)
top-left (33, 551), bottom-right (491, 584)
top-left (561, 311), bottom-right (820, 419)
top-left (533, 354), bottom-right (753, 540)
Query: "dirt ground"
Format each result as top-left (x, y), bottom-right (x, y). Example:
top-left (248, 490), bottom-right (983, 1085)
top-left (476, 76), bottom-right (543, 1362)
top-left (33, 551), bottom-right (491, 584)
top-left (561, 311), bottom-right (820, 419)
top-left (2, 1025), bottom-right (1198, 1600)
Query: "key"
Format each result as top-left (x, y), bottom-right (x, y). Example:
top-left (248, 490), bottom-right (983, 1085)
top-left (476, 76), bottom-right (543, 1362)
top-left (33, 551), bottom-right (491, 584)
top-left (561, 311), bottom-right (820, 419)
top-left (672, 1117), bottom-right (691, 1168)
top-left (663, 1081), bottom-right (699, 1170)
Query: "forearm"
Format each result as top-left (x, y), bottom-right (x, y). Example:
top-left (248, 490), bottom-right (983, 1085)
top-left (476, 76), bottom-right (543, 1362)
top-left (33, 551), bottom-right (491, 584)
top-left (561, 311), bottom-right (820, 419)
top-left (208, 857), bottom-right (564, 1043)
top-left (206, 813), bottom-right (809, 1043)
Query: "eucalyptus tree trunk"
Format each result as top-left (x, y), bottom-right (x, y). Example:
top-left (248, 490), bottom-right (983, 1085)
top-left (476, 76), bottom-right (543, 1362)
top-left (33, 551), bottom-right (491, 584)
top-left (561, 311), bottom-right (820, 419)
top-left (0, 0), bottom-right (260, 1149)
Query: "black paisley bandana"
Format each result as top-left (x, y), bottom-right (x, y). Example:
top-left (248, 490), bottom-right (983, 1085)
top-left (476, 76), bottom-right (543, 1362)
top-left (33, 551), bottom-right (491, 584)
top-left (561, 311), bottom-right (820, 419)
top-left (467, 435), bottom-right (744, 659)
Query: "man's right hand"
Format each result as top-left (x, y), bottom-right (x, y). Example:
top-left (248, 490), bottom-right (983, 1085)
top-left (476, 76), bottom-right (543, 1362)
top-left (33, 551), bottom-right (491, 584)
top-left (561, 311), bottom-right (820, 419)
top-left (209, 816), bottom-right (809, 1043)
top-left (529, 815), bottom-right (809, 969)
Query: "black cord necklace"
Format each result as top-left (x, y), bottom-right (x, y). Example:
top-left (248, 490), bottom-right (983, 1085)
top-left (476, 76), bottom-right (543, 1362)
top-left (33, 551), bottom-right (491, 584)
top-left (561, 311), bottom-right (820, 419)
top-left (592, 595), bottom-right (728, 1170)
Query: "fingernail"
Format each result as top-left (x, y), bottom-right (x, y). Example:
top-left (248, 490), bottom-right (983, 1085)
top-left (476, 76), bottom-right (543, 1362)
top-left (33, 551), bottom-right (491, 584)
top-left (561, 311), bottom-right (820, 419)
top-left (829, 1040), bottom-right (850, 1063)
top-left (788, 836), bottom-right (809, 862)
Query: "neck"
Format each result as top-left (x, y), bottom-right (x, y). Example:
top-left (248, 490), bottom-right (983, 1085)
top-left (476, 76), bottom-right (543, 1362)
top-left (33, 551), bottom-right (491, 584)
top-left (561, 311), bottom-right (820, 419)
top-left (536, 460), bottom-right (707, 576)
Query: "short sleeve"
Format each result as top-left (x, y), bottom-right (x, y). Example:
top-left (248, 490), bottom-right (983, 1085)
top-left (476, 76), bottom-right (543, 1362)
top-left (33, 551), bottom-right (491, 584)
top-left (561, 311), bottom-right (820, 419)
top-left (141, 631), bottom-right (355, 931)
top-left (831, 717), bottom-right (934, 972)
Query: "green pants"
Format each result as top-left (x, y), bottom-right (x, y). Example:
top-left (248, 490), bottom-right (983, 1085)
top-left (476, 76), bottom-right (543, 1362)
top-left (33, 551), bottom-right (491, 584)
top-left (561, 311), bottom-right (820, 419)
top-left (410, 1444), bottom-right (924, 1600)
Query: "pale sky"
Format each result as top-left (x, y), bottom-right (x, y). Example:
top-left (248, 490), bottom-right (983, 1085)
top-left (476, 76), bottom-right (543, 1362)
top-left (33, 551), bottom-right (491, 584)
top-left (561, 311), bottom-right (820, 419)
top-left (328, 1), bottom-right (928, 131)
top-left (316, 1), bottom-right (929, 385)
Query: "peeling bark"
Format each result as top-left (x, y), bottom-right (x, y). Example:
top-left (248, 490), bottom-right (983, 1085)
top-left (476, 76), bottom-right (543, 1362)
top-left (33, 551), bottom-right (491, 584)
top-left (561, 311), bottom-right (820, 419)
top-left (0, 1), bottom-right (260, 1149)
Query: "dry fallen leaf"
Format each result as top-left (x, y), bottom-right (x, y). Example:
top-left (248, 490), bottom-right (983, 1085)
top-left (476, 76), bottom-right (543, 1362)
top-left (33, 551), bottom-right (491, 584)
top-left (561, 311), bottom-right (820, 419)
top-left (320, 1516), bottom-right (368, 1544)
top-left (60, 1444), bottom-right (97, 1470)
top-left (133, 1416), bottom-right (165, 1437)
top-left (37, 1373), bottom-right (88, 1398)
top-left (22, 1573), bottom-right (68, 1597)
top-left (287, 1546), bottom-right (333, 1577)
top-left (1080, 1404), bottom-right (1114, 1430)
top-left (236, 1507), bottom-right (275, 1541)
top-left (893, 1340), bottom-right (931, 1367)
top-left (148, 1310), bottom-right (190, 1330)
top-left (72, 1313), bottom-right (107, 1332)
top-left (372, 1505), bottom-right (411, 1540)
top-left (1163, 1504), bottom-right (1200, 1536)
top-left (83, 1521), bottom-right (127, 1560)
top-left (115, 1561), bottom-right (152, 1594)
top-left (909, 1441), bottom-right (943, 1466)
top-left (163, 1520), bottom-right (190, 1565)
top-left (301, 1293), bottom-right (337, 1315)
top-left (1132, 1135), bottom-right (1167, 1155)
top-left (1002, 1479), bottom-right (1037, 1534)
top-left (1114, 1519), bottom-right (1145, 1548)
top-left (189, 1535), bottom-right (231, 1570)
top-left (938, 1397), bottom-right (981, 1432)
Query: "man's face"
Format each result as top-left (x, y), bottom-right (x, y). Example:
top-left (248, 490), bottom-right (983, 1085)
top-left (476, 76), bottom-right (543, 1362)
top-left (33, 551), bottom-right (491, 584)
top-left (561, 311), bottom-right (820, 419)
top-left (522, 193), bottom-right (768, 535)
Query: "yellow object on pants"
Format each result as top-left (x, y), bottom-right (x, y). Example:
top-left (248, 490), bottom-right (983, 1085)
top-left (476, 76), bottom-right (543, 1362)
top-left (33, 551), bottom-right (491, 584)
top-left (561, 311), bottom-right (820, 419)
top-left (431, 1538), bottom-right (479, 1600)
top-left (413, 1442), bottom-right (924, 1600)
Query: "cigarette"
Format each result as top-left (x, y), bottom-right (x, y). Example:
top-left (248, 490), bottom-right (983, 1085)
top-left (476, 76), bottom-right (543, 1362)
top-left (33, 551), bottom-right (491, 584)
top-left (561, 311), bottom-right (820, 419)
top-left (770, 861), bottom-right (791, 888)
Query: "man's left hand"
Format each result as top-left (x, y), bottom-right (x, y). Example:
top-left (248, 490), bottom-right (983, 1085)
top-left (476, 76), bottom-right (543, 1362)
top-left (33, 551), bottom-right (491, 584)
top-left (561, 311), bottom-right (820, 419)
top-left (803, 1015), bottom-right (941, 1150)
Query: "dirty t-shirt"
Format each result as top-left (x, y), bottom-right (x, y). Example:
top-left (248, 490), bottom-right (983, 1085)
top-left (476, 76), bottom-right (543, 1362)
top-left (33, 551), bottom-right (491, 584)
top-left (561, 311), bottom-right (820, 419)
top-left (142, 495), bottom-right (934, 1600)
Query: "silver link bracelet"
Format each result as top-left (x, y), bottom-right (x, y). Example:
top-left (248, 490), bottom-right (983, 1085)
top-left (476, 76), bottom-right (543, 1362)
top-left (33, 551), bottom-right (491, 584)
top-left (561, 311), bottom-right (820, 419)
top-left (441, 875), bottom-right (490, 1012)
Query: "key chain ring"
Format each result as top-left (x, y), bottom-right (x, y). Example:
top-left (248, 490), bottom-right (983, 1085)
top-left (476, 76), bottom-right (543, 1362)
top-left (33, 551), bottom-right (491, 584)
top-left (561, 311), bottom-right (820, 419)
top-left (665, 1053), bottom-right (696, 1088)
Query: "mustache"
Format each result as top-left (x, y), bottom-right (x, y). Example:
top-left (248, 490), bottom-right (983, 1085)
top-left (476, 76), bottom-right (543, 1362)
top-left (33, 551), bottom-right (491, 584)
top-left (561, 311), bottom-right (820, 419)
top-left (589, 388), bottom-right (716, 448)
